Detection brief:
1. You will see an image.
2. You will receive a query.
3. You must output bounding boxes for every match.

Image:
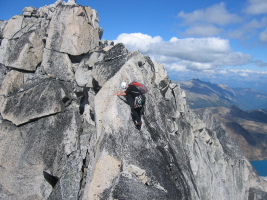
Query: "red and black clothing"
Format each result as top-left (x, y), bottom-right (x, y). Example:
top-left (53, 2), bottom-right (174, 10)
top-left (125, 85), bottom-right (144, 124)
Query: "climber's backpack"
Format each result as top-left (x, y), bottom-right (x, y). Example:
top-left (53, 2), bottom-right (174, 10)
top-left (134, 95), bottom-right (144, 108)
top-left (130, 81), bottom-right (148, 94)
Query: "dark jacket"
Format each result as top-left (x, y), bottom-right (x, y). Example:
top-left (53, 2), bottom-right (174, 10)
top-left (125, 85), bottom-right (142, 98)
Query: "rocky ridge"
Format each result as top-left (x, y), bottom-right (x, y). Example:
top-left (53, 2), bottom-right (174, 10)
top-left (195, 106), bottom-right (267, 161)
top-left (178, 79), bottom-right (267, 111)
top-left (0, 1), bottom-right (267, 200)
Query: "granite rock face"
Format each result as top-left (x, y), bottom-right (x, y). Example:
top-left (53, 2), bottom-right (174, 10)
top-left (0, 1), bottom-right (267, 200)
top-left (45, 4), bottom-right (100, 55)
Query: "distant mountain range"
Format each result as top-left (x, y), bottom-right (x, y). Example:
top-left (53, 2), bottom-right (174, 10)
top-left (177, 79), bottom-right (267, 161)
top-left (177, 78), bottom-right (267, 111)
top-left (195, 106), bottom-right (267, 160)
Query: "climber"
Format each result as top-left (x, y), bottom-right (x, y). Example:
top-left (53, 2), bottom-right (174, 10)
top-left (114, 81), bottom-right (146, 126)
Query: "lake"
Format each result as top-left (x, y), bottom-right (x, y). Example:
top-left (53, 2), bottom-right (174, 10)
top-left (250, 160), bottom-right (267, 177)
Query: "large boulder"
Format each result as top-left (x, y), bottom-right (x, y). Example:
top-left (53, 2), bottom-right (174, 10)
top-left (0, 78), bottom-right (73, 126)
top-left (1, 30), bottom-right (44, 71)
top-left (42, 48), bottom-right (74, 81)
top-left (0, 15), bottom-right (48, 71)
top-left (0, 110), bottom-right (82, 200)
top-left (36, 0), bottom-right (65, 19)
top-left (22, 6), bottom-right (38, 17)
top-left (73, 51), bottom-right (105, 87)
top-left (92, 43), bottom-right (129, 87)
top-left (75, 66), bottom-right (93, 87)
top-left (2, 15), bottom-right (24, 39)
top-left (45, 4), bottom-right (101, 55)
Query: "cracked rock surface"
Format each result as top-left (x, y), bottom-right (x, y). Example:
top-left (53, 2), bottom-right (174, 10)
top-left (0, 1), bottom-right (267, 200)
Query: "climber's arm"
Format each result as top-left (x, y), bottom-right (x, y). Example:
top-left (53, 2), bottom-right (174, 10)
top-left (114, 91), bottom-right (126, 96)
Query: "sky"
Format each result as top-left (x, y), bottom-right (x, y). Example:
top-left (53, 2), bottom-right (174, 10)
top-left (1, 0), bottom-right (267, 92)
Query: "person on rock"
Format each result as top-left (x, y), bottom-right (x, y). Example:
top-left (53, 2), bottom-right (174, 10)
top-left (114, 81), bottom-right (146, 127)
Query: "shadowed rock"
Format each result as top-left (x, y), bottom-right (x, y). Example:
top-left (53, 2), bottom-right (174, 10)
top-left (92, 43), bottom-right (129, 87)
top-left (42, 48), bottom-right (74, 81)
top-left (0, 1), bottom-right (267, 200)
top-left (43, 171), bottom-right (59, 188)
top-left (1, 79), bottom-right (73, 126)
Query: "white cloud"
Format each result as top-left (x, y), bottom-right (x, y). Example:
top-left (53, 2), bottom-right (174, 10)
top-left (165, 64), bottom-right (188, 72)
top-left (150, 37), bottom-right (233, 64)
top-left (179, 61), bottom-right (214, 71)
top-left (243, 17), bottom-right (267, 29)
top-left (177, 2), bottom-right (241, 26)
top-left (240, 72), bottom-right (249, 77)
top-left (115, 33), bottom-right (162, 53)
top-left (218, 70), bottom-right (228, 74)
top-left (226, 29), bottom-right (246, 40)
top-left (225, 17), bottom-right (267, 41)
top-left (259, 28), bottom-right (267, 42)
top-left (254, 59), bottom-right (267, 67)
top-left (176, 1), bottom-right (267, 45)
top-left (115, 33), bottom-right (254, 73)
top-left (244, 0), bottom-right (267, 15)
top-left (219, 52), bottom-right (252, 66)
top-left (182, 25), bottom-right (222, 37)
top-left (229, 69), bottom-right (267, 75)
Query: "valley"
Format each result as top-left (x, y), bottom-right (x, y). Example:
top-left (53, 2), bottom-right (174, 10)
top-left (178, 79), bottom-right (267, 161)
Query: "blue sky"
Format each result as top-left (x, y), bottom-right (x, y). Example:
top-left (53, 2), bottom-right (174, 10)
top-left (1, 0), bottom-right (267, 91)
